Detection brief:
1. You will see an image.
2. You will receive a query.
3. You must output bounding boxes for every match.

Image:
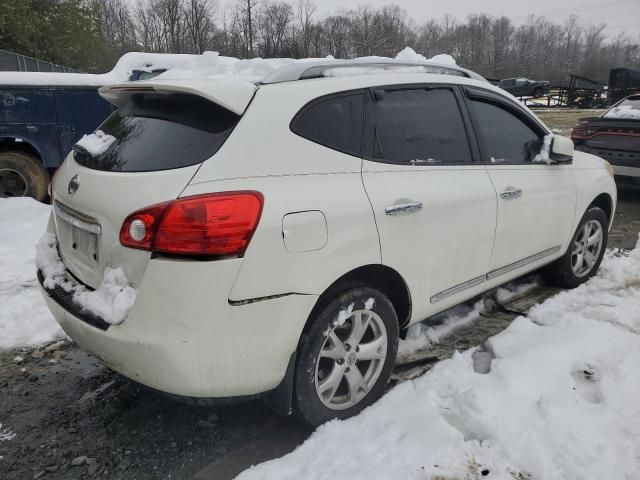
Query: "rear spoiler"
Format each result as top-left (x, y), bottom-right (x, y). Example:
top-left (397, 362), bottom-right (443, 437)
top-left (99, 79), bottom-right (257, 115)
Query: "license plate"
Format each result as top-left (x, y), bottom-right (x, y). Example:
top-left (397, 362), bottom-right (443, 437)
top-left (54, 201), bottom-right (101, 265)
top-left (70, 225), bottom-right (99, 264)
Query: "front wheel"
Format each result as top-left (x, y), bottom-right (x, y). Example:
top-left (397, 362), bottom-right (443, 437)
top-left (294, 287), bottom-right (399, 427)
top-left (543, 207), bottom-right (608, 288)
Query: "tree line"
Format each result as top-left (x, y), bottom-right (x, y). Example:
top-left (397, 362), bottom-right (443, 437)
top-left (1, 0), bottom-right (639, 83)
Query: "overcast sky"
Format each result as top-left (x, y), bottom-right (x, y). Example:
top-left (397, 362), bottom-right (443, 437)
top-left (124, 0), bottom-right (640, 38)
top-left (308, 0), bottom-right (640, 38)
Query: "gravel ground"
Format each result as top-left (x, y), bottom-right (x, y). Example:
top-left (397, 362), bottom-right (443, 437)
top-left (1, 111), bottom-right (639, 479)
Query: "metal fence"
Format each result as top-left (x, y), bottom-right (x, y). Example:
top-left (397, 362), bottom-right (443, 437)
top-left (0, 49), bottom-right (84, 73)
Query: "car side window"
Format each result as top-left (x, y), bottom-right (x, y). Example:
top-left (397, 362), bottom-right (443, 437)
top-left (291, 92), bottom-right (364, 157)
top-left (372, 87), bottom-right (471, 165)
top-left (468, 99), bottom-right (542, 164)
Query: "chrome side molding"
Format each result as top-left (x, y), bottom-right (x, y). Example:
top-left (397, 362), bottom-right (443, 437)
top-left (430, 245), bottom-right (562, 303)
top-left (485, 245), bottom-right (561, 280)
top-left (430, 275), bottom-right (486, 304)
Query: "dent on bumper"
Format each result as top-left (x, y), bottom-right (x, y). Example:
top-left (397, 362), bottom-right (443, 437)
top-left (40, 257), bottom-right (318, 398)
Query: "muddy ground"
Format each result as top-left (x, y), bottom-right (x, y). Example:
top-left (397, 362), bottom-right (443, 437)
top-left (1, 111), bottom-right (639, 480)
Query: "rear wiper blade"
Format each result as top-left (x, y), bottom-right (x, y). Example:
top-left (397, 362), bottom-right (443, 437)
top-left (72, 143), bottom-right (92, 158)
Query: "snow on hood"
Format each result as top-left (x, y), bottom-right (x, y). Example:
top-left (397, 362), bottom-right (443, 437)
top-left (0, 49), bottom-right (459, 87)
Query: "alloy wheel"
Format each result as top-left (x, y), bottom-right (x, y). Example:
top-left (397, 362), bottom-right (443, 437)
top-left (571, 219), bottom-right (604, 277)
top-left (314, 309), bottom-right (388, 410)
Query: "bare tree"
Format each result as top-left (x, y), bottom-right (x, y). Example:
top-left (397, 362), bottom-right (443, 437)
top-left (183, 0), bottom-right (216, 53)
top-left (295, 0), bottom-right (316, 57)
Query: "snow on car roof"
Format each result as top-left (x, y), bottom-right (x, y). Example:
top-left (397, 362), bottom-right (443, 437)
top-left (0, 48), bottom-right (460, 88)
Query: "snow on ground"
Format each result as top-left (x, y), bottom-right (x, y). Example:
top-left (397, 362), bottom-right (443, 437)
top-left (238, 241), bottom-right (640, 480)
top-left (0, 48), bottom-right (458, 86)
top-left (0, 423), bottom-right (16, 442)
top-left (0, 199), bottom-right (64, 350)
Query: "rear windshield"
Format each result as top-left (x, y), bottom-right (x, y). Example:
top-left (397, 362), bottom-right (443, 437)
top-left (73, 93), bottom-right (240, 172)
top-left (604, 95), bottom-right (640, 120)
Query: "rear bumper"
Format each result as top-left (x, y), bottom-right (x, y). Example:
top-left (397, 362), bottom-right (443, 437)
top-left (39, 257), bottom-right (317, 398)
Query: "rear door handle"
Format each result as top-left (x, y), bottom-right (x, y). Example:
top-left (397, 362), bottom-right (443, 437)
top-left (385, 201), bottom-right (423, 215)
top-left (500, 187), bottom-right (522, 200)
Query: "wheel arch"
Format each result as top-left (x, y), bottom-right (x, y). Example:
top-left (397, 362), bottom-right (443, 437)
top-left (0, 137), bottom-right (45, 165)
top-left (588, 193), bottom-right (614, 226)
top-left (265, 264), bottom-right (411, 417)
top-left (302, 264), bottom-right (412, 342)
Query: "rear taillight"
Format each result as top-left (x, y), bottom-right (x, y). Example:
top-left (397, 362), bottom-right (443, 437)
top-left (571, 124), bottom-right (587, 140)
top-left (120, 192), bottom-right (264, 256)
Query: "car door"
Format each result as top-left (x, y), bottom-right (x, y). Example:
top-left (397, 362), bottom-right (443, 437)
top-left (361, 85), bottom-right (497, 321)
top-left (463, 87), bottom-right (576, 277)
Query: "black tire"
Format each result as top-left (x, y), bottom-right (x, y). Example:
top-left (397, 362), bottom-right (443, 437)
top-left (0, 151), bottom-right (49, 202)
top-left (533, 87), bottom-right (544, 98)
top-left (543, 207), bottom-right (608, 288)
top-left (294, 287), bottom-right (399, 427)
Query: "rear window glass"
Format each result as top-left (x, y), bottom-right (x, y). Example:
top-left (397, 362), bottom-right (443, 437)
top-left (291, 93), bottom-right (364, 157)
top-left (604, 96), bottom-right (640, 119)
top-left (73, 93), bottom-right (239, 172)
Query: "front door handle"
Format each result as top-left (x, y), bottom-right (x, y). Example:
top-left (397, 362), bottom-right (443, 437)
top-left (385, 201), bottom-right (423, 215)
top-left (500, 187), bottom-right (523, 200)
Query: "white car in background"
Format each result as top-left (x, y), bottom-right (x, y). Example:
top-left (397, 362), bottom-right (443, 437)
top-left (38, 60), bottom-right (616, 426)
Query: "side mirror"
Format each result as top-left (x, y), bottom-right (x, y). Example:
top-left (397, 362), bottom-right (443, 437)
top-left (550, 135), bottom-right (574, 164)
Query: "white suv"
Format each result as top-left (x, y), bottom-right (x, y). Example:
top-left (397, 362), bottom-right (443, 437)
top-left (39, 60), bottom-right (616, 426)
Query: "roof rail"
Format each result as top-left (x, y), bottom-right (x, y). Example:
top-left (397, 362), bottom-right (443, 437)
top-left (259, 59), bottom-right (487, 85)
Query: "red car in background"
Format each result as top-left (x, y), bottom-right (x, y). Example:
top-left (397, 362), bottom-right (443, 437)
top-left (572, 95), bottom-right (640, 184)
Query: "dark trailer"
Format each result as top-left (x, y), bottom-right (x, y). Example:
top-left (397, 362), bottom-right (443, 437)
top-left (608, 68), bottom-right (640, 105)
top-left (0, 81), bottom-right (112, 201)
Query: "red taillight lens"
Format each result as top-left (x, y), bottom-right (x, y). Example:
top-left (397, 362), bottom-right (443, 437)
top-left (571, 124), bottom-right (587, 140)
top-left (120, 192), bottom-right (264, 256)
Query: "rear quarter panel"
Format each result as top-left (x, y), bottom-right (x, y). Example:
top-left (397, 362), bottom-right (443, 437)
top-left (183, 82), bottom-right (382, 301)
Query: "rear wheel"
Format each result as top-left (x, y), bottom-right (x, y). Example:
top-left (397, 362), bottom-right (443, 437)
top-left (533, 87), bottom-right (544, 98)
top-left (543, 207), bottom-right (608, 288)
top-left (0, 151), bottom-right (49, 202)
top-left (294, 287), bottom-right (399, 427)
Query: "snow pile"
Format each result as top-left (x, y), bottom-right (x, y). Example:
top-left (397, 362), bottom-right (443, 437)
top-left (238, 239), bottom-right (640, 480)
top-left (74, 130), bottom-right (115, 157)
top-left (0, 199), bottom-right (64, 350)
top-left (395, 47), bottom-right (457, 67)
top-left (399, 300), bottom-right (487, 358)
top-left (604, 105), bottom-right (640, 120)
top-left (35, 233), bottom-right (136, 326)
top-left (0, 423), bottom-right (16, 442)
top-left (0, 49), bottom-right (458, 87)
top-left (533, 133), bottom-right (553, 164)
